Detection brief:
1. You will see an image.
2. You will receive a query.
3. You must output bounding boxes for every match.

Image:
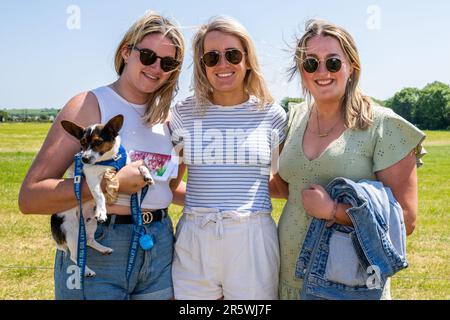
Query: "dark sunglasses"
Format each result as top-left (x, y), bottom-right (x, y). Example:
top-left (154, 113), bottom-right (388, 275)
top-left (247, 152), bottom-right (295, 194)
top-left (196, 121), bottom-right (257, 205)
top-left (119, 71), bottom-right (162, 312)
top-left (201, 49), bottom-right (244, 67)
top-left (302, 57), bottom-right (342, 73)
top-left (127, 45), bottom-right (180, 72)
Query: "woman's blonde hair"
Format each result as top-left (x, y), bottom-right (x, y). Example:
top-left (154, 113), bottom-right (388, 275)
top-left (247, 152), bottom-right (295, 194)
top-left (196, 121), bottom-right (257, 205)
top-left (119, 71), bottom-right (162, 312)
top-left (289, 19), bottom-right (373, 130)
top-left (114, 12), bottom-right (185, 125)
top-left (192, 16), bottom-right (273, 111)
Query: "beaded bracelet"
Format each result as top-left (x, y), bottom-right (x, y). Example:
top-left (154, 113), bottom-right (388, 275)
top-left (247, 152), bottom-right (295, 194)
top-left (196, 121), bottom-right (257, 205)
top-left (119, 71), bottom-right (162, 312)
top-left (104, 168), bottom-right (119, 204)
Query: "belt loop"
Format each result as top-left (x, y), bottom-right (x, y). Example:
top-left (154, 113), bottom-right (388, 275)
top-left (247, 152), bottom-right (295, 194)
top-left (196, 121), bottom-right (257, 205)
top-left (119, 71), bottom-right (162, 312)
top-left (110, 214), bottom-right (116, 229)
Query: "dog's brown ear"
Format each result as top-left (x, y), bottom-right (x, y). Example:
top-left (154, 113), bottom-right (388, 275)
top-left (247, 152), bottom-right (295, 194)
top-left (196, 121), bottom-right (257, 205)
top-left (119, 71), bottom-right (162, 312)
top-left (104, 114), bottom-right (124, 137)
top-left (61, 120), bottom-right (85, 140)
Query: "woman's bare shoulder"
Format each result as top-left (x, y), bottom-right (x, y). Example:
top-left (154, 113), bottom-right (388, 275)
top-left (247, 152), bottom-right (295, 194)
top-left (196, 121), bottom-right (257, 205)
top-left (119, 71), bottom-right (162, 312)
top-left (56, 91), bottom-right (100, 126)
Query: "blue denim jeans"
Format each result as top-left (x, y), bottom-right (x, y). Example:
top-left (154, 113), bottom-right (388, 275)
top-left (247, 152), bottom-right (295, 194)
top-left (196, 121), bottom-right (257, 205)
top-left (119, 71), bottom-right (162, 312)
top-left (54, 215), bottom-right (174, 300)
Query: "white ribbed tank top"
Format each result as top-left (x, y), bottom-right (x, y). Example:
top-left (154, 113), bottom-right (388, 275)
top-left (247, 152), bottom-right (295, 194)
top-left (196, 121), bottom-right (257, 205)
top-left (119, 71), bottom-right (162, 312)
top-left (91, 86), bottom-right (176, 209)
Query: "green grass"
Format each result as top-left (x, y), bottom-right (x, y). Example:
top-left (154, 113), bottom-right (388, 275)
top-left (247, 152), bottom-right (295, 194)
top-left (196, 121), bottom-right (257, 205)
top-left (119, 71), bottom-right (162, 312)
top-left (390, 144), bottom-right (450, 299)
top-left (0, 123), bottom-right (51, 152)
top-left (0, 123), bottom-right (448, 299)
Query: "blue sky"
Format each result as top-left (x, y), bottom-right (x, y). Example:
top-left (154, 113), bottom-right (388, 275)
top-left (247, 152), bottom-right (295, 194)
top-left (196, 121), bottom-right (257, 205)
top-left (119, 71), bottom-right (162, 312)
top-left (1, 0), bottom-right (449, 109)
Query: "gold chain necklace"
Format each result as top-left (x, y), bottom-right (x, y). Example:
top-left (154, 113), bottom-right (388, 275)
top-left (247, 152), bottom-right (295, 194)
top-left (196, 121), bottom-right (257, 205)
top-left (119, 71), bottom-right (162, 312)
top-left (111, 83), bottom-right (146, 119)
top-left (315, 107), bottom-right (342, 138)
top-left (128, 102), bottom-right (145, 119)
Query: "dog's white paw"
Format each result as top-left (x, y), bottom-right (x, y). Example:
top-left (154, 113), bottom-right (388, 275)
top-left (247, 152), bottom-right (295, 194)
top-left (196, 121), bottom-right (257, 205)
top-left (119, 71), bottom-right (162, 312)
top-left (143, 175), bottom-right (154, 185)
top-left (138, 166), bottom-right (154, 185)
top-left (95, 209), bottom-right (108, 223)
top-left (95, 216), bottom-right (107, 224)
top-left (102, 248), bottom-right (113, 255)
top-left (85, 267), bottom-right (96, 277)
top-left (87, 239), bottom-right (114, 255)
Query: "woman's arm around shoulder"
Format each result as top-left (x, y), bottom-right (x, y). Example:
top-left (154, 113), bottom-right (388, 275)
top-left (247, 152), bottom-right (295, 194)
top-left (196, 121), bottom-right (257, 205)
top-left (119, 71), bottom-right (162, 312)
top-left (270, 143), bottom-right (289, 199)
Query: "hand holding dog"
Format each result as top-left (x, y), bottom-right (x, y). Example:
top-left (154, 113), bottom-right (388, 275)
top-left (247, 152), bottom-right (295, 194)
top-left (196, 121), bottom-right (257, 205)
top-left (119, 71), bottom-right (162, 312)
top-left (115, 160), bottom-right (150, 194)
top-left (301, 184), bottom-right (334, 220)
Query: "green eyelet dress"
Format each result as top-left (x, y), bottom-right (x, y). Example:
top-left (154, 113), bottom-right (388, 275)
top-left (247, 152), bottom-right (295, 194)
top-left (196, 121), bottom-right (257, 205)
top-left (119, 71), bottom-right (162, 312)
top-left (278, 102), bottom-right (426, 300)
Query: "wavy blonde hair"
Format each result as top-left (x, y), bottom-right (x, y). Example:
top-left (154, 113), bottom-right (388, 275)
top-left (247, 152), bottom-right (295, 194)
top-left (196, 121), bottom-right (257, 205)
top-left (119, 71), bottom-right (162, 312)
top-left (114, 12), bottom-right (185, 125)
top-left (289, 19), bottom-right (373, 130)
top-left (192, 16), bottom-right (273, 111)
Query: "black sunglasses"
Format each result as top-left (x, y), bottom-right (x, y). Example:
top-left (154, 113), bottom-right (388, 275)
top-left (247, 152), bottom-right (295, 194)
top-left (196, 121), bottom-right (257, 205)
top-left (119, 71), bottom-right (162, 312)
top-left (201, 49), bottom-right (244, 67)
top-left (302, 57), bottom-right (342, 73)
top-left (128, 45), bottom-right (180, 72)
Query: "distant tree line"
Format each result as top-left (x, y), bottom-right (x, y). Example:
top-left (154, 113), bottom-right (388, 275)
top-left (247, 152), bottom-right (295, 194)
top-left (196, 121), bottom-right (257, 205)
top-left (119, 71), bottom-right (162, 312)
top-left (384, 81), bottom-right (450, 130)
top-left (280, 97), bottom-right (304, 111)
top-left (0, 108), bottom-right (59, 122)
top-left (2, 82), bottom-right (449, 130)
top-left (280, 81), bottom-right (450, 130)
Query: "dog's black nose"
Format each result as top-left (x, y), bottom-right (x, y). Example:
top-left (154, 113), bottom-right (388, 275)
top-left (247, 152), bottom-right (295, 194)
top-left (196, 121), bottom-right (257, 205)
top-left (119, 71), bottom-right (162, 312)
top-left (81, 156), bottom-right (91, 164)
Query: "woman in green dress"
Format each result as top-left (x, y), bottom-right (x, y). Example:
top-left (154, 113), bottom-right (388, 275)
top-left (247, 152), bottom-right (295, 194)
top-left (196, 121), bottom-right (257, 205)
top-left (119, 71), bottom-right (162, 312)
top-left (273, 19), bottom-right (426, 299)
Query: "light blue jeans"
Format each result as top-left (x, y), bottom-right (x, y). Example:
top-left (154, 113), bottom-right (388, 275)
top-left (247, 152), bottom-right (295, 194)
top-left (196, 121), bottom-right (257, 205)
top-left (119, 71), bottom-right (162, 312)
top-left (54, 215), bottom-right (174, 300)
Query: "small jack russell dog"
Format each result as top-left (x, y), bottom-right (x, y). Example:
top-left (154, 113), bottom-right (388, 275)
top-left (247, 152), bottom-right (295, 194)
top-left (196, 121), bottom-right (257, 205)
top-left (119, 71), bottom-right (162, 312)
top-left (51, 114), bottom-right (154, 277)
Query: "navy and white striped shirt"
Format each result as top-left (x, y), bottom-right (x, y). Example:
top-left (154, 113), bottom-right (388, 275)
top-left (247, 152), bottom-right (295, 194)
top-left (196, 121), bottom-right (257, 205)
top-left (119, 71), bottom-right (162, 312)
top-left (170, 96), bottom-right (287, 212)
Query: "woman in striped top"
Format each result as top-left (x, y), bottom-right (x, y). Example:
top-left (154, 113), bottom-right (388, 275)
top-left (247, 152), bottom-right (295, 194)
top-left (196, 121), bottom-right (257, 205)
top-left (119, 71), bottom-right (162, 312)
top-left (170, 16), bottom-right (287, 300)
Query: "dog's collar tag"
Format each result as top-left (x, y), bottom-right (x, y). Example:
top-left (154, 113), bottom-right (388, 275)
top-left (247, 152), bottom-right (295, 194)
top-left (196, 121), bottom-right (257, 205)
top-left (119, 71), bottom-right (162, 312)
top-left (139, 234), bottom-right (154, 250)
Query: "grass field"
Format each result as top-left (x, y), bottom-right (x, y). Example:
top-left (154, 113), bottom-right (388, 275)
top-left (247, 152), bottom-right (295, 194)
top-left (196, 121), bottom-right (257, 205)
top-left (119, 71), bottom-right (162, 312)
top-left (0, 123), bottom-right (449, 300)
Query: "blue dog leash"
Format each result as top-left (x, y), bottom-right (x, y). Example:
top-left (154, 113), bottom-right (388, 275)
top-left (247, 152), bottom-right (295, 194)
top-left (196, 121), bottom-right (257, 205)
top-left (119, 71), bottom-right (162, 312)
top-left (100, 144), bottom-right (155, 282)
top-left (73, 145), bottom-right (153, 296)
top-left (127, 185), bottom-right (154, 283)
top-left (73, 152), bottom-right (87, 297)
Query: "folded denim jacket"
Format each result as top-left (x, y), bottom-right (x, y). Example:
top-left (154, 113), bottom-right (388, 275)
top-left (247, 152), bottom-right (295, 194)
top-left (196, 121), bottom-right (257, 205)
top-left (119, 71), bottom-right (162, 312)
top-left (295, 177), bottom-right (408, 300)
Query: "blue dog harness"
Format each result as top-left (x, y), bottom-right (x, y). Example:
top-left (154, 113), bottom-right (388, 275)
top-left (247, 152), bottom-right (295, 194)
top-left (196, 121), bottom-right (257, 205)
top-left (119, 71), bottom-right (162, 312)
top-left (95, 145), bottom-right (127, 170)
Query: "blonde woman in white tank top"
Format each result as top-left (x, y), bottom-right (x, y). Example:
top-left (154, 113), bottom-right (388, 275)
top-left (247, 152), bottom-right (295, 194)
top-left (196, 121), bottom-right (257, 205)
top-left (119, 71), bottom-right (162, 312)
top-left (19, 12), bottom-right (186, 300)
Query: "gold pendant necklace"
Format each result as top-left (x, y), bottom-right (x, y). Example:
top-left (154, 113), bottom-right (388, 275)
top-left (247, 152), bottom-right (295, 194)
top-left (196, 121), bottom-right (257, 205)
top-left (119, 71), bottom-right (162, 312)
top-left (316, 107), bottom-right (341, 138)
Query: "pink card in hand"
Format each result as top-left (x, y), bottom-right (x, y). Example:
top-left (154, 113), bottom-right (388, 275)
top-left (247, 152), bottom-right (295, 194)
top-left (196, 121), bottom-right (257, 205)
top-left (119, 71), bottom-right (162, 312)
top-left (129, 150), bottom-right (177, 181)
